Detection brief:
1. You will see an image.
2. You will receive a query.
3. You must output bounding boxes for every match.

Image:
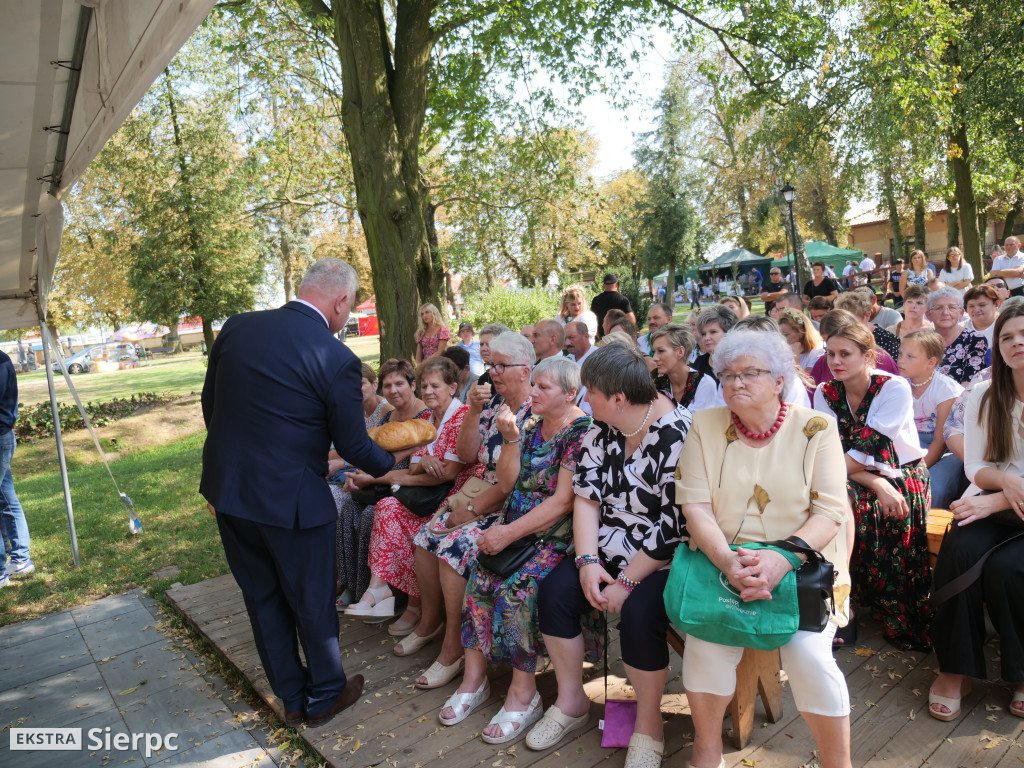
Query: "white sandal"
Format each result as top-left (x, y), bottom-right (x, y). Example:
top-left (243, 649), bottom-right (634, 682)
top-left (345, 585), bottom-right (395, 618)
top-left (624, 733), bottom-right (664, 768)
top-left (481, 691), bottom-right (543, 744)
top-left (525, 705), bottom-right (590, 750)
top-left (438, 679), bottom-right (490, 726)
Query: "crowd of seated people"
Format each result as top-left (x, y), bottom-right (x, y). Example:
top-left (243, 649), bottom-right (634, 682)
top-left (328, 254), bottom-right (1024, 765)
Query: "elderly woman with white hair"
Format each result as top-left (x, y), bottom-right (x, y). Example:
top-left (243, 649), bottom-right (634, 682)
top-left (926, 286), bottom-right (988, 385)
top-left (403, 331), bottom-right (536, 688)
top-left (676, 330), bottom-right (852, 768)
top-left (438, 356), bottom-right (592, 742)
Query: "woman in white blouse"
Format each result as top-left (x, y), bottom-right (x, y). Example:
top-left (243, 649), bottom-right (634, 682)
top-left (938, 246), bottom-right (975, 291)
top-left (813, 321), bottom-right (932, 650)
top-left (931, 304), bottom-right (1024, 721)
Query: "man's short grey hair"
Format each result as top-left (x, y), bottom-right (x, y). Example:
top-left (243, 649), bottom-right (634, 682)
top-left (927, 286), bottom-right (964, 311)
top-left (733, 315), bottom-right (781, 333)
top-left (695, 304), bottom-right (738, 333)
top-left (479, 322), bottom-right (512, 338)
top-left (538, 319), bottom-right (566, 347)
top-left (775, 293), bottom-right (803, 310)
top-left (298, 258), bottom-right (358, 298)
top-left (533, 356), bottom-right (581, 398)
top-left (567, 320), bottom-right (589, 336)
top-left (712, 329), bottom-right (795, 393)
top-left (580, 342), bottom-right (657, 405)
top-left (488, 331), bottom-right (536, 366)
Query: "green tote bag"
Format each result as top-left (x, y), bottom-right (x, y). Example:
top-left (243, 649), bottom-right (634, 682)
top-left (663, 541), bottom-right (802, 651)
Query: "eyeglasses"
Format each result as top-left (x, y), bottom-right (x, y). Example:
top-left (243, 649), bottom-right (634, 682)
top-left (490, 363), bottom-right (527, 375)
top-left (720, 369), bottom-right (772, 387)
top-left (930, 304), bottom-right (961, 315)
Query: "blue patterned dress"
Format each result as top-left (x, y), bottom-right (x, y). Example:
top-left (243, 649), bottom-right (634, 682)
top-left (461, 414), bottom-right (592, 671)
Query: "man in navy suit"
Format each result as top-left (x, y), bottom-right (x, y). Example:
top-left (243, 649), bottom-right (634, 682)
top-left (201, 259), bottom-right (394, 728)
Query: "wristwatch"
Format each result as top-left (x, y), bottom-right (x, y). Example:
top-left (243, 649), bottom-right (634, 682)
top-left (466, 502), bottom-right (476, 516)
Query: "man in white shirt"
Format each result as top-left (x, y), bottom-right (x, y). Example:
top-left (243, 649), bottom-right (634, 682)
top-left (564, 321), bottom-right (594, 414)
top-left (990, 236), bottom-right (1024, 297)
top-left (842, 261), bottom-right (856, 290)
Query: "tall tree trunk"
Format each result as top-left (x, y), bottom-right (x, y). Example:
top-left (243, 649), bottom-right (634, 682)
top-left (948, 122), bottom-right (983, 278)
top-left (667, 260), bottom-right (675, 310)
top-left (325, 1), bottom-right (434, 362)
top-left (881, 165), bottom-right (905, 260)
top-left (913, 192), bottom-right (927, 251)
top-left (423, 198), bottom-right (447, 313)
top-left (977, 208), bottom-right (988, 254)
top-left (168, 320), bottom-right (182, 353)
top-left (946, 197), bottom-right (960, 247)
top-left (201, 317), bottom-right (215, 353)
top-left (281, 225), bottom-right (297, 302)
top-left (1004, 193), bottom-right (1024, 241)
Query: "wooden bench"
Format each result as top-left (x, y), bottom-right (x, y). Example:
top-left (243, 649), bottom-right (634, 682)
top-left (150, 346), bottom-right (175, 356)
top-left (927, 508), bottom-right (954, 568)
top-left (665, 626), bottom-right (783, 749)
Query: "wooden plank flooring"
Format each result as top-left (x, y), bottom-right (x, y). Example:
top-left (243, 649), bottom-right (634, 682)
top-left (166, 575), bottom-right (1024, 767)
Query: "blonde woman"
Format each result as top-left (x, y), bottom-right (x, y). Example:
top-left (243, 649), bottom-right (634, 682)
top-left (415, 303), bottom-right (450, 364)
top-left (899, 250), bottom-right (935, 297)
top-left (777, 307), bottom-right (825, 374)
top-left (558, 285), bottom-right (598, 342)
top-left (719, 294), bottom-right (749, 320)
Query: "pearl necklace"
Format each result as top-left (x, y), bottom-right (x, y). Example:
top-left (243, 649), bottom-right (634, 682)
top-left (621, 401), bottom-right (655, 438)
top-left (909, 372), bottom-right (935, 389)
top-left (731, 402), bottom-right (790, 441)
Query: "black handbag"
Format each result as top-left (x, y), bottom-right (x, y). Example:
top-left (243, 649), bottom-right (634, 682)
top-left (476, 515), bottom-right (569, 578)
top-left (394, 481), bottom-right (455, 517)
top-left (766, 536), bottom-right (836, 632)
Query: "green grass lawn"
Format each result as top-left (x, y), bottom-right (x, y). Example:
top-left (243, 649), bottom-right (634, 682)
top-left (18, 358), bottom-right (209, 408)
top-left (0, 428), bottom-right (229, 625)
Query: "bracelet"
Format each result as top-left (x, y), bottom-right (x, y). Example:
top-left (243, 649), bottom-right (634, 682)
top-left (502, 437), bottom-right (520, 445)
top-left (574, 554), bottom-right (600, 570)
top-left (616, 572), bottom-right (640, 593)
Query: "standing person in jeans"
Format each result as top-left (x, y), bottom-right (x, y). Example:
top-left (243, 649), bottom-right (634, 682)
top-left (0, 349), bottom-right (33, 587)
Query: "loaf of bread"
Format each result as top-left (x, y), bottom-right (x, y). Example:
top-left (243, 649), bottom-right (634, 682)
top-left (368, 418), bottom-right (437, 451)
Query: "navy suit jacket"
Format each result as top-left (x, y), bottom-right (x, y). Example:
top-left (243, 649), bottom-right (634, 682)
top-left (200, 301), bottom-right (393, 529)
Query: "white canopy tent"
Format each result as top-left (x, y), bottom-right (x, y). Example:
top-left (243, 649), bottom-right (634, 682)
top-left (2, 0), bottom-right (216, 563)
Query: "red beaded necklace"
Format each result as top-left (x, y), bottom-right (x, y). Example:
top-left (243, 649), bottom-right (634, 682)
top-left (731, 402), bottom-right (790, 441)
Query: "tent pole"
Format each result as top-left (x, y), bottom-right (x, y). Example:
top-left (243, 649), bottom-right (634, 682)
top-left (36, 307), bottom-right (80, 568)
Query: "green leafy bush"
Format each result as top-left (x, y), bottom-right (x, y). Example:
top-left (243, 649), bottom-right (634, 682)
top-left (16, 392), bottom-right (172, 440)
top-left (460, 285), bottom-right (563, 333)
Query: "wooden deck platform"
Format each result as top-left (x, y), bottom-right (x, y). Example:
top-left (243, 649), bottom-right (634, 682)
top-left (166, 575), bottom-right (1024, 768)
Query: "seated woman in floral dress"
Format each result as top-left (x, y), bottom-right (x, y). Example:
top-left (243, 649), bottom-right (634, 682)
top-left (437, 357), bottom-right (591, 743)
top-left (813, 322), bottom-right (932, 650)
top-left (344, 357), bottom-right (480, 625)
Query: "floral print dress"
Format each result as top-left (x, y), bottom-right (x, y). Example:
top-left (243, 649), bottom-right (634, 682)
top-left (417, 325), bottom-right (450, 359)
top-left (369, 401), bottom-right (480, 596)
top-left (939, 329), bottom-right (988, 385)
top-left (462, 414), bottom-right (592, 671)
top-left (815, 375), bottom-right (932, 650)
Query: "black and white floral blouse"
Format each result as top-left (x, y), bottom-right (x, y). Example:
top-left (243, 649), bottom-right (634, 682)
top-left (939, 329), bottom-right (988, 385)
top-left (573, 402), bottom-right (692, 575)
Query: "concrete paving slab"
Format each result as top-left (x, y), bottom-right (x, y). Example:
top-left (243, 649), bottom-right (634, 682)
top-left (0, 625), bottom-right (93, 687)
top-left (71, 590), bottom-right (147, 627)
top-left (119, 678), bottom-right (239, 745)
top-left (148, 725), bottom-right (274, 768)
top-left (5, 708), bottom-right (141, 768)
top-left (78, 605), bottom-right (165, 658)
top-left (97, 639), bottom-right (206, 706)
top-left (0, 663), bottom-right (115, 729)
top-left (0, 609), bottom-right (76, 649)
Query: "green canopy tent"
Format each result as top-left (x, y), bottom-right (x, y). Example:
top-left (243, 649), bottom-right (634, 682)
top-left (697, 247), bottom-right (765, 272)
top-left (776, 241), bottom-right (864, 272)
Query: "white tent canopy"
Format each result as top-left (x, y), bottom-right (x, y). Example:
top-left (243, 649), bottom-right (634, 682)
top-left (2, 0), bottom-right (216, 565)
top-left (1, 0), bottom-right (216, 331)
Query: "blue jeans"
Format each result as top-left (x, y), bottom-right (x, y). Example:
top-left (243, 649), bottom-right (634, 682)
top-left (0, 429), bottom-right (30, 576)
top-left (919, 430), bottom-right (967, 510)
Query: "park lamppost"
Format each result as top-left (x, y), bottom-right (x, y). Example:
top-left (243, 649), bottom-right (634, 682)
top-left (780, 183), bottom-right (806, 290)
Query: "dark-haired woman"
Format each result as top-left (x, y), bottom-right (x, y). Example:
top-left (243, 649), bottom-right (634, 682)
top-left (929, 304), bottom-right (1024, 721)
top-left (813, 323), bottom-right (932, 651)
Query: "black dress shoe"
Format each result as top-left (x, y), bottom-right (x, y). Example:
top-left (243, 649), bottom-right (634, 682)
top-left (284, 710), bottom-right (303, 728)
top-left (306, 675), bottom-right (365, 728)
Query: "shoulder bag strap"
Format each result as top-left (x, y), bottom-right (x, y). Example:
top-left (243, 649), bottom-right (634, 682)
top-left (930, 529), bottom-right (1024, 606)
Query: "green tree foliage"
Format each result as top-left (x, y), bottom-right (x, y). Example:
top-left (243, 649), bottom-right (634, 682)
top-left (595, 170), bottom-right (649, 282)
top-left (633, 59), bottom-right (711, 309)
top-left (461, 285), bottom-right (562, 333)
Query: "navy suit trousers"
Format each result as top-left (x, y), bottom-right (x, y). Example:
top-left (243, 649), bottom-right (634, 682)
top-left (216, 512), bottom-right (344, 716)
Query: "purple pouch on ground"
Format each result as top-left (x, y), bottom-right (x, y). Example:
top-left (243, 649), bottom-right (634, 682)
top-left (600, 698), bottom-right (637, 748)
